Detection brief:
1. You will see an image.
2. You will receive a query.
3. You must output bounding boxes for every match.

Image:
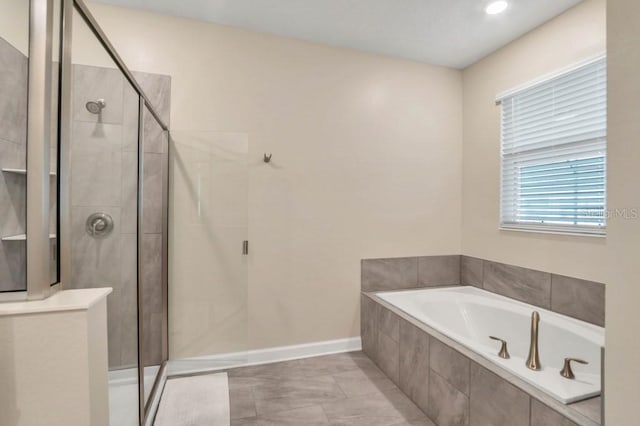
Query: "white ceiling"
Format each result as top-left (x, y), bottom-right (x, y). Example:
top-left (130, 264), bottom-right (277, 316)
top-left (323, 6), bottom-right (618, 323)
top-left (93, 0), bottom-right (584, 69)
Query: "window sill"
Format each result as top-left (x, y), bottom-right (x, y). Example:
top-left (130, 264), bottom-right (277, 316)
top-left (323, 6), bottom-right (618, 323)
top-left (499, 225), bottom-right (606, 238)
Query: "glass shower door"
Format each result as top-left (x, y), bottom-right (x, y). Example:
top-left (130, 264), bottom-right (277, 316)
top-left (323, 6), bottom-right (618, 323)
top-left (68, 9), bottom-right (141, 425)
top-left (140, 104), bottom-right (169, 408)
top-left (169, 131), bottom-right (249, 369)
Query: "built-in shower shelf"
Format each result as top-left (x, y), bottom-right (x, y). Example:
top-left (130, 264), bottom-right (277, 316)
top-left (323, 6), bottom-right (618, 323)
top-left (1, 234), bottom-right (57, 241)
top-left (2, 168), bottom-right (57, 176)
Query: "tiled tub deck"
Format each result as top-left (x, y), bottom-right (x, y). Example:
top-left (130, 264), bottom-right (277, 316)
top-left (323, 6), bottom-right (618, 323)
top-left (361, 292), bottom-right (602, 426)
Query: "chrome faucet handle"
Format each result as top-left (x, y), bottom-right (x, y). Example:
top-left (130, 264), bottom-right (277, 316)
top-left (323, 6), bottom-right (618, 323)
top-left (560, 358), bottom-right (588, 379)
top-left (489, 336), bottom-right (510, 359)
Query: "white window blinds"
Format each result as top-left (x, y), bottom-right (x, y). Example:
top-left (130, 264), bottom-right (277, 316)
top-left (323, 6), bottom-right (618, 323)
top-left (499, 57), bottom-right (607, 235)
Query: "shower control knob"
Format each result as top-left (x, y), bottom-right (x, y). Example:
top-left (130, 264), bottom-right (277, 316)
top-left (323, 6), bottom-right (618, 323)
top-left (86, 212), bottom-right (114, 238)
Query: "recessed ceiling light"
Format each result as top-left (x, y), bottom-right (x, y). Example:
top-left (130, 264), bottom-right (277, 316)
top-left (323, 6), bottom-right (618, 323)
top-left (486, 1), bottom-right (508, 15)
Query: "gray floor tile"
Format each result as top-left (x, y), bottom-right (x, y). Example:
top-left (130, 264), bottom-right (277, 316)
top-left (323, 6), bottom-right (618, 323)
top-left (229, 352), bottom-right (430, 426)
top-left (378, 387), bottom-right (426, 422)
top-left (333, 368), bottom-right (397, 397)
top-left (228, 359), bottom-right (306, 379)
top-left (297, 352), bottom-right (376, 377)
top-left (232, 405), bottom-right (329, 425)
top-left (322, 391), bottom-right (409, 426)
top-left (390, 418), bottom-right (437, 426)
top-left (253, 376), bottom-right (346, 415)
top-left (230, 388), bottom-right (256, 420)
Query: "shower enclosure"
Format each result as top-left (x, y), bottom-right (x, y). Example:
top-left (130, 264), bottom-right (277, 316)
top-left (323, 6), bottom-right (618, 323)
top-left (66, 3), bottom-right (170, 424)
top-left (1, 0), bottom-right (170, 424)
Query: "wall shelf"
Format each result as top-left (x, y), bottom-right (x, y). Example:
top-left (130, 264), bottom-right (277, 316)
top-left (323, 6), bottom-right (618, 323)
top-left (2, 168), bottom-right (57, 176)
top-left (2, 234), bottom-right (57, 241)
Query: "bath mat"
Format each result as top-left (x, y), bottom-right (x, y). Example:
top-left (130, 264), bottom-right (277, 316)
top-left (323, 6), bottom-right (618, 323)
top-left (153, 372), bottom-right (230, 426)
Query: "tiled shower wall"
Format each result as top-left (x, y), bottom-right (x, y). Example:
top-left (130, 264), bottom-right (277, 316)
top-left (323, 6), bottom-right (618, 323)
top-left (70, 64), bottom-right (170, 368)
top-left (362, 255), bottom-right (605, 326)
top-left (0, 36), bottom-right (28, 292)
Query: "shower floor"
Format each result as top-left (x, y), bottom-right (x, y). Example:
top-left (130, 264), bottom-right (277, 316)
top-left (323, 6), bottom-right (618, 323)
top-left (108, 365), bottom-right (160, 426)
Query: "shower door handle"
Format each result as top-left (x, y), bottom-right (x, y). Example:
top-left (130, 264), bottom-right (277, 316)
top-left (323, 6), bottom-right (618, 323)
top-left (242, 240), bottom-right (249, 255)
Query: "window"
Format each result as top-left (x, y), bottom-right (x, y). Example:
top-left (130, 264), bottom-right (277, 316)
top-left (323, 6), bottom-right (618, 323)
top-left (499, 56), bottom-right (607, 235)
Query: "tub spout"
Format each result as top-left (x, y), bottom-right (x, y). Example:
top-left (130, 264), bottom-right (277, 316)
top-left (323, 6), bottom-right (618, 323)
top-left (526, 311), bottom-right (541, 371)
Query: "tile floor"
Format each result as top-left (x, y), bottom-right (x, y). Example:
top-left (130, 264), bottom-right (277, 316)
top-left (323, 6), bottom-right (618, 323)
top-left (227, 351), bottom-right (435, 425)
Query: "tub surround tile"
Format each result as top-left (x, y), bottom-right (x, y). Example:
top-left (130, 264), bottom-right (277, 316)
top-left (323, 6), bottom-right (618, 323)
top-left (430, 337), bottom-right (470, 396)
top-left (361, 294), bottom-right (378, 361)
top-left (469, 362), bottom-right (530, 426)
top-left (483, 260), bottom-right (552, 308)
top-left (570, 397), bottom-right (601, 425)
top-left (362, 256), bottom-right (605, 327)
top-left (399, 319), bottom-right (430, 414)
top-left (377, 331), bottom-right (400, 385)
top-left (531, 399), bottom-right (578, 426)
top-left (418, 255), bottom-right (460, 287)
top-left (362, 257), bottom-right (418, 292)
top-left (551, 275), bottom-right (605, 327)
top-left (379, 304), bottom-right (400, 342)
top-left (460, 256), bottom-right (483, 288)
top-left (428, 371), bottom-right (469, 426)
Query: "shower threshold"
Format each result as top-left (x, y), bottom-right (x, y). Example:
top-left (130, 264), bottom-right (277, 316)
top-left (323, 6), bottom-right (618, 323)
top-left (108, 365), bottom-right (160, 426)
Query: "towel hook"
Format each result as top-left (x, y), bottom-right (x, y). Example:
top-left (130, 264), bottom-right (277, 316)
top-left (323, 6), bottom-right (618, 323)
top-left (263, 153), bottom-right (272, 163)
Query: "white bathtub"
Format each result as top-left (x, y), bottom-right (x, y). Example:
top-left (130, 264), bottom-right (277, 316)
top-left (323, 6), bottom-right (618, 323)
top-left (376, 286), bottom-right (604, 404)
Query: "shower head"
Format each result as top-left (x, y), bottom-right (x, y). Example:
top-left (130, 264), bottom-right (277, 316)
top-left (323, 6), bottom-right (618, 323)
top-left (86, 99), bottom-right (106, 114)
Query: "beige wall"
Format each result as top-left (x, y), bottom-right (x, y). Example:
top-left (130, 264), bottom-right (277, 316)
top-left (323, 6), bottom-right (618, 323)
top-left (86, 2), bottom-right (463, 356)
top-left (605, 0), bottom-right (640, 423)
top-left (0, 0), bottom-right (29, 54)
top-left (461, 0), bottom-right (607, 282)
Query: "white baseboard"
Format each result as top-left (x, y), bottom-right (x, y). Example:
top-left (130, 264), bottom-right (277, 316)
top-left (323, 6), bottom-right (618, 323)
top-left (166, 336), bottom-right (362, 377)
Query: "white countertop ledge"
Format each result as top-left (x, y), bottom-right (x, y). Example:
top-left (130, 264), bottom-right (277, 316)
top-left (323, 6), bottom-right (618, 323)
top-left (0, 288), bottom-right (112, 316)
